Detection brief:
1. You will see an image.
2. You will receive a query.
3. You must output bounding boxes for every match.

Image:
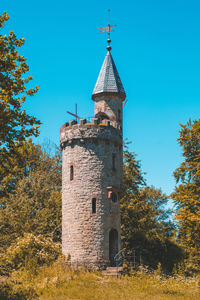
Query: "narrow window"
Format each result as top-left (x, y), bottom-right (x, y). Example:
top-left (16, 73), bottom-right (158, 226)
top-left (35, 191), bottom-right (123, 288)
top-left (92, 198), bottom-right (96, 214)
top-left (111, 192), bottom-right (118, 203)
top-left (112, 154), bottom-right (116, 171)
top-left (118, 109), bottom-right (121, 121)
top-left (70, 165), bottom-right (74, 181)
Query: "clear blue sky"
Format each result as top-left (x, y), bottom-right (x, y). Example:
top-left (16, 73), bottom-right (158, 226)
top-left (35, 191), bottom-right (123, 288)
top-left (2, 0), bottom-right (200, 196)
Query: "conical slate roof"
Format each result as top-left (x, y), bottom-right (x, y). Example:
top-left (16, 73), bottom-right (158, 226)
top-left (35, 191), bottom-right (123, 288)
top-left (92, 51), bottom-right (126, 100)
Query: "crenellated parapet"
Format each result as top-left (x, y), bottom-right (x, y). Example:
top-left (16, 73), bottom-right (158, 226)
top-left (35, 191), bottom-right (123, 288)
top-left (60, 118), bottom-right (122, 149)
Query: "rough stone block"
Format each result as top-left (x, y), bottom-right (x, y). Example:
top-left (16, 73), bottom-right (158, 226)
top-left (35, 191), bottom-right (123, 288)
top-left (80, 118), bottom-right (87, 125)
top-left (92, 118), bottom-right (98, 125)
top-left (69, 120), bottom-right (77, 126)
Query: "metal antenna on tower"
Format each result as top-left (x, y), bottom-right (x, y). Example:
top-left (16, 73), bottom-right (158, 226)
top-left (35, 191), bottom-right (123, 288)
top-left (98, 9), bottom-right (117, 51)
top-left (67, 104), bottom-right (80, 121)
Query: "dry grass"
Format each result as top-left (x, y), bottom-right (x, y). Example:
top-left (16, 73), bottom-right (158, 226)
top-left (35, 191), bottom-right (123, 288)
top-left (5, 260), bottom-right (200, 300)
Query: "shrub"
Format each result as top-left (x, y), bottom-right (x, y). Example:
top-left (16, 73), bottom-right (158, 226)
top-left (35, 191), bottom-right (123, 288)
top-left (0, 280), bottom-right (38, 300)
top-left (0, 233), bottom-right (61, 275)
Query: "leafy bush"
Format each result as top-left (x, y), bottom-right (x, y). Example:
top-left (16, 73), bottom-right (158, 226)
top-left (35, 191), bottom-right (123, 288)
top-left (0, 233), bottom-right (61, 275)
top-left (0, 280), bottom-right (37, 300)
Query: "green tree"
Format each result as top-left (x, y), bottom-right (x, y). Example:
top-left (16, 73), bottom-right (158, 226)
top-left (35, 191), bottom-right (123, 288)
top-left (172, 119), bottom-right (200, 273)
top-left (0, 140), bottom-right (43, 199)
top-left (0, 142), bottom-right (62, 250)
top-left (121, 145), bottom-right (181, 272)
top-left (0, 12), bottom-right (41, 196)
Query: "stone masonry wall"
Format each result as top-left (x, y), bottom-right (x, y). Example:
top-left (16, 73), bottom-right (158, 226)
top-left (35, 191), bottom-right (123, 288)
top-left (61, 122), bottom-right (123, 268)
top-left (94, 95), bottom-right (123, 127)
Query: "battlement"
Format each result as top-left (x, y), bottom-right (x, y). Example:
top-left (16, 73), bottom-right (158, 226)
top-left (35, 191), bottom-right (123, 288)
top-left (61, 117), bottom-right (122, 130)
top-left (60, 118), bottom-right (122, 149)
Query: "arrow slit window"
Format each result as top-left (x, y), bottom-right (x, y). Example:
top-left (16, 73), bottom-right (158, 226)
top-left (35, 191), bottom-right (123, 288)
top-left (112, 154), bottom-right (116, 171)
top-left (70, 165), bottom-right (74, 181)
top-left (92, 198), bottom-right (96, 214)
top-left (118, 109), bottom-right (121, 122)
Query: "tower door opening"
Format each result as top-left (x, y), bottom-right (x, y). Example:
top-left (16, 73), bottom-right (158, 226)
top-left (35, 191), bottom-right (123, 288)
top-left (109, 229), bottom-right (118, 267)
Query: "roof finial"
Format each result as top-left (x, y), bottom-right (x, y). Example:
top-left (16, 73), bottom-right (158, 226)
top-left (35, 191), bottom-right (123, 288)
top-left (98, 9), bottom-right (116, 52)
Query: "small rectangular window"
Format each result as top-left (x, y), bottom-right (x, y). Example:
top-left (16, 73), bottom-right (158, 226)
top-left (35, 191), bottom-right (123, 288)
top-left (70, 165), bottom-right (74, 181)
top-left (112, 154), bottom-right (116, 171)
top-left (92, 198), bottom-right (96, 214)
top-left (118, 109), bottom-right (121, 122)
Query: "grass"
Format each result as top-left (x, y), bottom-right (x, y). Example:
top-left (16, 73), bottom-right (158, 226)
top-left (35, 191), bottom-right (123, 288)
top-left (1, 260), bottom-right (200, 300)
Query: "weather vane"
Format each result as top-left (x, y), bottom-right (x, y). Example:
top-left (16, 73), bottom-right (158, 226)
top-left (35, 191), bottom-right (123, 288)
top-left (98, 9), bottom-right (116, 51)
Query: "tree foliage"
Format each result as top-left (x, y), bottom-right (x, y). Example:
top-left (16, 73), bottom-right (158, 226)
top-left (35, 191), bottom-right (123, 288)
top-left (0, 12), bottom-right (41, 196)
top-left (121, 145), bottom-right (181, 272)
top-left (0, 141), bottom-right (62, 250)
top-left (1, 140), bottom-right (42, 198)
top-left (0, 233), bottom-right (61, 275)
top-left (172, 119), bottom-right (200, 273)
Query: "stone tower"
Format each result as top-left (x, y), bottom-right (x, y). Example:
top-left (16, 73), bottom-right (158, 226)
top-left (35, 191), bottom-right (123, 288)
top-left (60, 40), bottom-right (126, 268)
